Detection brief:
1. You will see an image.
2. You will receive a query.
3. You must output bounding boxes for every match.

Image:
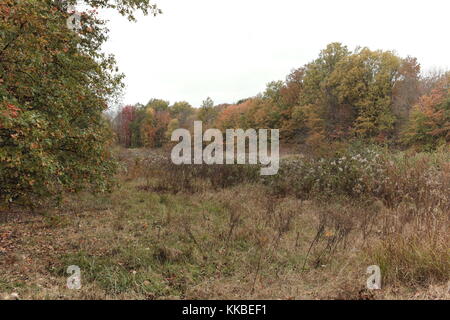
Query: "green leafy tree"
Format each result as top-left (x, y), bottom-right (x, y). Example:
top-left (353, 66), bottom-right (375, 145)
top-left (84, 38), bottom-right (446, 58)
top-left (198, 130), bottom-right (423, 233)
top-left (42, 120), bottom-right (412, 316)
top-left (0, 0), bottom-right (159, 207)
top-left (165, 118), bottom-right (180, 140)
top-left (198, 97), bottom-right (219, 127)
top-left (146, 98), bottom-right (169, 112)
top-left (129, 104), bottom-right (146, 147)
top-left (298, 43), bottom-right (407, 142)
top-left (329, 48), bottom-right (401, 140)
top-left (169, 101), bottom-right (194, 128)
top-left (300, 43), bottom-right (351, 140)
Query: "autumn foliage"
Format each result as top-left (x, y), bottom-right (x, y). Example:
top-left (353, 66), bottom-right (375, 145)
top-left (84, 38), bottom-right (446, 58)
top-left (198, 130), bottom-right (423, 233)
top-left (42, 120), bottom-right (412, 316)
top-left (0, 0), bottom-right (159, 206)
top-left (114, 99), bottom-right (194, 148)
top-left (403, 75), bottom-right (450, 150)
top-left (114, 43), bottom-right (447, 155)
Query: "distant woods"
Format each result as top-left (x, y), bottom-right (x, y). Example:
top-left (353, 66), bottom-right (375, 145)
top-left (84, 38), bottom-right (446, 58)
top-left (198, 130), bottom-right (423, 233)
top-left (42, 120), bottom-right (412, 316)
top-left (113, 43), bottom-right (449, 152)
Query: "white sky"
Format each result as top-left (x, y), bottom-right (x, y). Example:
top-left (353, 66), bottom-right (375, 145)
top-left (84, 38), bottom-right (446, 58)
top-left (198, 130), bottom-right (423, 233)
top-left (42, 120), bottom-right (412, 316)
top-left (100, 0), bottom-right (450, 108)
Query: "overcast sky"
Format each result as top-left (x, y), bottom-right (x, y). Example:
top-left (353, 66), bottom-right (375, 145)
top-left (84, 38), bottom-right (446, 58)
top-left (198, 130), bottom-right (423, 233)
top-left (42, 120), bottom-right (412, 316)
top-left (100, 0), bottom-right (450, 108)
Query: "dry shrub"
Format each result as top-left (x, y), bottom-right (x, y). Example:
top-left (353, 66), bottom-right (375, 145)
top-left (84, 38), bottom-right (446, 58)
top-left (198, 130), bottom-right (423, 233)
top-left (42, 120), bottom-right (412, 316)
top-left (140, 154), bottom-right (260, 193)
top-left (265, 146), bottom-right (450, 217)
top-left (302, 202), bottom-right (357, 270)
top-left (264, 146), bottom-right (387, 199)
top-left (374, 151), bottom-right (450, 212)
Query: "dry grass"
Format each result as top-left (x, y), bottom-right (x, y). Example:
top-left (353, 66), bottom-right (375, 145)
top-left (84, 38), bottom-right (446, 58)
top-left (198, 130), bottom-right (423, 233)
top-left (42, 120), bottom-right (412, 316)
top-left (0, 147), bottom-right (448, 300)
top-left (369, 232), bottom-right (449, 287)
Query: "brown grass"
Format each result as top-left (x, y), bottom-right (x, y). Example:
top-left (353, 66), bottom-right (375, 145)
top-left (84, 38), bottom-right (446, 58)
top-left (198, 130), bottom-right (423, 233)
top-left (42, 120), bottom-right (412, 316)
top-left (0, 147), bottom-right (448, 300)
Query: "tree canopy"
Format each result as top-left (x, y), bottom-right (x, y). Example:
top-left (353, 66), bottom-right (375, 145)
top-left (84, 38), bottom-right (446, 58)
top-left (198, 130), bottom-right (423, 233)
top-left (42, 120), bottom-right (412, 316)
top-left (0, 0), bottom-right (159, 206)
top-left (114, 43), bottom-right (448, 153)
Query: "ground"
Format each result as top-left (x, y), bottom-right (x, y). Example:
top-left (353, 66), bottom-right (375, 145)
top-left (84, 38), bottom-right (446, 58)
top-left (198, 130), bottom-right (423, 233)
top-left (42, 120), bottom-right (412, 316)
top-left (0, 148), bottom-right (449, 300)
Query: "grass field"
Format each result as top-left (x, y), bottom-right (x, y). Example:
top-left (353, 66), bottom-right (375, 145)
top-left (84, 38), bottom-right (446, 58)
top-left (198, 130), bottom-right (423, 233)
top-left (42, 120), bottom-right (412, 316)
top-left (0, 147), bottom-right (449, 300)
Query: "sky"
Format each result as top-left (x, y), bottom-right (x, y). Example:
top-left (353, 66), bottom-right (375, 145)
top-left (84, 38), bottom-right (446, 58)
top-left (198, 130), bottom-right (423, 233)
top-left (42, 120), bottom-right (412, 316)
top-left (99, 0), bottom-right (450, 108)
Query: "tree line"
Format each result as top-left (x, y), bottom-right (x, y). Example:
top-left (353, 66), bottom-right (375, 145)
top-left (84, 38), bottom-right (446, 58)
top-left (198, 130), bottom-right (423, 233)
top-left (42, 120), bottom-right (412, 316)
top-left (114, 43), bottom-right (449, 152)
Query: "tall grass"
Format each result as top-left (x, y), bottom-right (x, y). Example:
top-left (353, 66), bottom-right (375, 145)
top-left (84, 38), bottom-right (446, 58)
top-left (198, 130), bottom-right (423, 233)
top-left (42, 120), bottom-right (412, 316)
top-left (116, 145), bottom-right (449, 289)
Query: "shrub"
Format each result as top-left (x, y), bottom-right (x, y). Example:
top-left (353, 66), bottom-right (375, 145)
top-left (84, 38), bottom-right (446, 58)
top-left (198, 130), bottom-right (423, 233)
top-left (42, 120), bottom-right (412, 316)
top-left (263, 146), bottom-right (387, 199)
top-left (263, 145), bottom-right (450, 217)
top-left (137, 152), bottom-right (260, 193)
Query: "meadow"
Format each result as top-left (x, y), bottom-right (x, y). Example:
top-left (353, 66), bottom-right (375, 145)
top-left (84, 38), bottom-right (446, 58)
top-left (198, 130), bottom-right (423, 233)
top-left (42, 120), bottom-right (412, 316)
top-left (1, 145), bottom-right (448, 300)
top-left (1, 0), bottom-right (449, 302)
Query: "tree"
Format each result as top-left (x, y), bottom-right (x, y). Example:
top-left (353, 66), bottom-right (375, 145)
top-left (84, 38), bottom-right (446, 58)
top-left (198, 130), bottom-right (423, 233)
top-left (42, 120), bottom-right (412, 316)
top-left (275, 69), bottom-right (307, 140)
top-left (166, 118), bottom-right (180, 141)
top-left (0, 0), bottom-right (159, 206)
top-left (201, 97), bottom-right (214, 109)
top-left (392, 57), bottom-right (421, 119)
top-left (146, 98), bottom-right (169, 112)
top-left (140, 105), bottom-right (171, 148)
top-left (198, 97), bottom-right (219, 127)
top-left (263, 81), bottom-right (284, 106)
top-left (329, 48), bottom-right (401, 140)
top-left (297, 44), bottom-right (408, 142)
top-left (116, 105), bottom-right (137, 147)
top-left (216, 100), bottom-right (254, 130)
top-left (300, 43), bottom-right (351, 140)
top-left (128, 103), bottom-right (146, 147)
top-left (170, 101), bottom-right (194, 128)
top-left (403, 75), bottom-right (450, 150)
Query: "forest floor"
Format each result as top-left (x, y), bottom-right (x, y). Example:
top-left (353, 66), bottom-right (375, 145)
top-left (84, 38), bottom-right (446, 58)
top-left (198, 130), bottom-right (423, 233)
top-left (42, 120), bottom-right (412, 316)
top-left (0, 148), bottom-right (448, 300)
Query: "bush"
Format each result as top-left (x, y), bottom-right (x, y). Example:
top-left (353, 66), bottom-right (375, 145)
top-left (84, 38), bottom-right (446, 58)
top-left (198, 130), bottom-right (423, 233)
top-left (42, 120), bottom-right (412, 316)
top-left (263, 145), bottom-right (450, 216)
top-left (263, 146), bottom-right (387, 199)
top-left (136, 152), bottom-right (261, 193)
